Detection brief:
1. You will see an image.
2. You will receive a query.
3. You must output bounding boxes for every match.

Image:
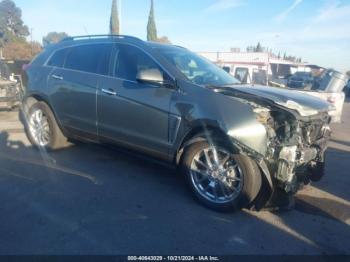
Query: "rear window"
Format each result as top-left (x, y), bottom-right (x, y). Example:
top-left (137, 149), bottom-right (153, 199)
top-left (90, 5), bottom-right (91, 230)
top-left (47, 48), bottom-right (69, 67)
top-left (65, 44), bottom-right (113, 75)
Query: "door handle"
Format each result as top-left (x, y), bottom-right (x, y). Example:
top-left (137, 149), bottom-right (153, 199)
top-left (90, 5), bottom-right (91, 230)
top-left (52, 74), bottom-right (63, 80)
top-left (102, 89), bottom-right (117, 96)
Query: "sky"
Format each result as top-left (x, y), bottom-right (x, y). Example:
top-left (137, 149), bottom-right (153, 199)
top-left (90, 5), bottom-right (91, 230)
top-left (15, 0), bottom-right (350, 72)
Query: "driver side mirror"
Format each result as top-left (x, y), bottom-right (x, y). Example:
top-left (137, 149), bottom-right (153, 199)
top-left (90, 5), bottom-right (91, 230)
top-left (136, 68), bottom-right (174, 89)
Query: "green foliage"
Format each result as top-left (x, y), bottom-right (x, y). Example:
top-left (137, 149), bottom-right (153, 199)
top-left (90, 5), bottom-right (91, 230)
top-left (3, 40), bottom-right (42, 60)
top-left (256, 42), bottom-right (263, 52)
top-left (247, 42), bottom-right (266, 53)
top-left (110, 0), bottom-right (119, 35)
top-left (0, 0), bottom-right (29, 47)
top-left (157, 36), bottom-right (171, 44)
top-left (346, 71), bottom-right (350, 78)
top-left (42, 32), bottom-right (69, 47)
top-left (147, 0), bottom-right (157, 41)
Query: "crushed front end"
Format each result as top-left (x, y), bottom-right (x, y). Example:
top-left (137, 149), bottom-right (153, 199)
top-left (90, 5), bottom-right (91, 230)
top-left (214, 85), bottom-right (333, 210)
top-left (254, 105), bottom-right (332, 208)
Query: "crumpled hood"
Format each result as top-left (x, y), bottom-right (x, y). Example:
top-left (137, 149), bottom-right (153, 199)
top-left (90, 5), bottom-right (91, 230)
top-left (222, 85), bottom-right (332, 116)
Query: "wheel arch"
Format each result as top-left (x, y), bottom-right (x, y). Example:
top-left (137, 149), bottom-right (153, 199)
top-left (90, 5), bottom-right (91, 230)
top-left (175, 123), bottom-right (239, 166)
top-left (21, 94), bottom-right (67, 136)
top-left (22, 94), bottom-right (49, 113)
top-left (174, 122), bottom-right (275, 209)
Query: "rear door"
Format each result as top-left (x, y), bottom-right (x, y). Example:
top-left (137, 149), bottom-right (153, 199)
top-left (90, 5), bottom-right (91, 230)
top-left (97, 43), bottom-right (174, 160)
top-left (48, 43), bottom-right (113, 138)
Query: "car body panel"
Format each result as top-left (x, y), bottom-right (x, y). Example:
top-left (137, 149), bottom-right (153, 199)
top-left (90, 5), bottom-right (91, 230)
top-left (48, 68), bottom-right (98, 137)
top-left (97, 75), bottom-right (173, 160)
top-left (230, 85), bottom-right (331, 113)
top-left (170, 80), bottom-right (269, 157)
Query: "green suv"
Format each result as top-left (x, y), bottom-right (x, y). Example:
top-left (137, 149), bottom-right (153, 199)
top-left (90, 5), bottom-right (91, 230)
top-left (22, 35), bottom-right (332, 211)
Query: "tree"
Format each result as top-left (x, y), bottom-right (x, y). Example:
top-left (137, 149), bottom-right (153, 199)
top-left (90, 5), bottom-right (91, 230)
top-left (0, 0), bottom-right (29, 48)
top-left (277, 52), bottom-right (281, 59)
top-left (346, 71), bottom-right (350, 78)
top-left (256, 42), bottom-right (263, 52)
top-left (109, 0), bottom-right (119, 35)
top-left (42, 32), bottom-right (69, 47)
top-left (156, 36), bottom-right (171, 44)
top-left (147, 0), bottom-right (157, 41)
top-left (3, 40), bottom-right (42, 60)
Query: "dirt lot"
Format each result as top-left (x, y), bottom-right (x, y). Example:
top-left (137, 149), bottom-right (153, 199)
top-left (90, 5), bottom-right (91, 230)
top-left (0, 101), bottom-right (349, 255)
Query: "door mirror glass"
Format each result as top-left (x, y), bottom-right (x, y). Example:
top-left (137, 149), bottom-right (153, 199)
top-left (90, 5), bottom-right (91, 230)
top-left (137, 68), bottom-right (164, 85)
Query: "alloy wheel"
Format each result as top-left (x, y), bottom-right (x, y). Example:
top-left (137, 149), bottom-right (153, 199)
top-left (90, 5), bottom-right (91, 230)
top-left (29, 108), bottom-right (51, 147)
top-left (190, 146), bottom-right (244, 204)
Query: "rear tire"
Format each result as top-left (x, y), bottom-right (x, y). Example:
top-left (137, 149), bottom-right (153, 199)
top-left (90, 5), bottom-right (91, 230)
top-left (24, 101), bottom-right (69, 151)
top-left (181, 140), bottom-right (262, 212)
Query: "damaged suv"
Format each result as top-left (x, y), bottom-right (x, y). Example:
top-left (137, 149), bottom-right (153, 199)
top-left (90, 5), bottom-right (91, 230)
top-left (22, 35), bottom-right (332, 211)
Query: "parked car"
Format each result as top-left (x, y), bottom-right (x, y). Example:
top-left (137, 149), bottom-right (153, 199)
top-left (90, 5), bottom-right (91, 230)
top-left (346, 79), bottom-right (350, 97)
top-left (0, 60), bottom-right (23, 110)
top-left (22, 35), bottom-right (333, 212)
top-left (224, 64), bottom-right (268, 86)
top-left (295, 69), bottom-right (347, 123)
top-left (287, 72), bottom-right (314, 89)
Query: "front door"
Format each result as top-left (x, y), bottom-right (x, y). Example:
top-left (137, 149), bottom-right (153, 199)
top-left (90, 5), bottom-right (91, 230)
top-left (97, 44), bottom-right (174, 159)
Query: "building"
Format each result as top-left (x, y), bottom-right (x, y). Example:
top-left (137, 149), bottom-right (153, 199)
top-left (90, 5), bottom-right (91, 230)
top-left (198, 50), bottom-right (311, 85)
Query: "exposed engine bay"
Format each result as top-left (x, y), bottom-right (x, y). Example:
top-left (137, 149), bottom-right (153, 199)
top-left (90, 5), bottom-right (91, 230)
top-left (214, 86), bottom-right (332, 198)
top-left (254, 105), bottom-right (331, 193)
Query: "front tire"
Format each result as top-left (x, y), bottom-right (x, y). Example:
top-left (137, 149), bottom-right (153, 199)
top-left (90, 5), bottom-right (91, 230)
top-left (181, 140), bottom-right (262, 212)
top-left (24, 101), bottom-right (69, 151)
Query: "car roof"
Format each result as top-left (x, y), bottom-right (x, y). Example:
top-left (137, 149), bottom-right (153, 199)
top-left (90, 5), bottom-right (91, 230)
top-left (49, 35), bottom-right (145, 50)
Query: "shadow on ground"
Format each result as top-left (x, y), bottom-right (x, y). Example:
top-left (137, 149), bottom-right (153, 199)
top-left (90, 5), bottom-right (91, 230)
top-left (0, 130), bottom-right (349, 255)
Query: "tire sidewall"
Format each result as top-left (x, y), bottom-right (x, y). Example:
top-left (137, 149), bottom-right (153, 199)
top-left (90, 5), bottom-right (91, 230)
top-left (25, 102), bottom-right (57, 150)
top-left (181, 140), bottom-right (261, 212)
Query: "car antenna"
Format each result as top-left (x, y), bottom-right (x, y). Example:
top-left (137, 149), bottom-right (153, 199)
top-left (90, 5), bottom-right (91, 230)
top-left (83, 26), bottom-right (89, 35)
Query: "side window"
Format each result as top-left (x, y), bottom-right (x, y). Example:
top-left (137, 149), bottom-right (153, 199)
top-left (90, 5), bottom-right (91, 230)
top-left (97, 44), bottom-right (114, 76)
top-left (235, 67), bottom-right (250, 84)
top-left (65, 44), bottom-right (113, 75)
top-left (115, 44), bottom-right (168, 82)
top-left (47, 48), bottom-right (69, 67)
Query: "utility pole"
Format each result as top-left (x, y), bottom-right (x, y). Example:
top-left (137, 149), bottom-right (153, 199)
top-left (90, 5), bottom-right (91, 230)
top-left (119, 0), bottom-right (122, 34)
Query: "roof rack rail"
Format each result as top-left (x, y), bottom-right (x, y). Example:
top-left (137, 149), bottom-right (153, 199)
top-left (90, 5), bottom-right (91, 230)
top-left (61, 35), bottom-right (143, 42)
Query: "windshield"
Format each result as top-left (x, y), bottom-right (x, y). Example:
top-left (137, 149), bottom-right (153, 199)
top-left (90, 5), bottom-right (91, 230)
top-left (156, 46), bottom-right (240, 87)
